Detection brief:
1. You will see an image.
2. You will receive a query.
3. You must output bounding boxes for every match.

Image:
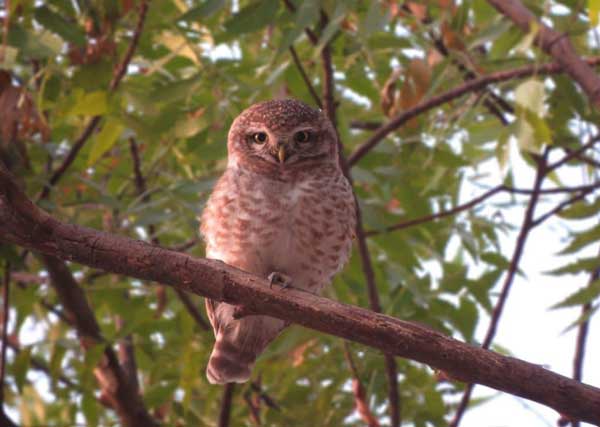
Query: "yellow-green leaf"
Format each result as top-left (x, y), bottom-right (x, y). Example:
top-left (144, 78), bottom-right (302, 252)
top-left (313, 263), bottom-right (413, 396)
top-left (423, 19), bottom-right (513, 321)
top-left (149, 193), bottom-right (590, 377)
top-left (69, 90), bottom-right (107, 116)
top-left (88, 119), bottom-right (124, 165)
top-left (590, 0), bottom-right (600, 26)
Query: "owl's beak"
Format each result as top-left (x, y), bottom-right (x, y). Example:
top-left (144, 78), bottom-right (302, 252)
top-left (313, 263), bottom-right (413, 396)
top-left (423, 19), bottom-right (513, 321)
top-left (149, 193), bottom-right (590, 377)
top-left (277, 145), bottom-right (287, 164)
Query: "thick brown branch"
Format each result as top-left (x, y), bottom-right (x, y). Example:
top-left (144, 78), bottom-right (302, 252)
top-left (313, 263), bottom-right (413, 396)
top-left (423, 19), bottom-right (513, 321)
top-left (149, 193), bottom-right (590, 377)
top-left (2, 165), bottom-right (600, 424)
top-left (487, 0), bottom-right (600, 108)
top-left (347, 57), bottom-right (600, 166)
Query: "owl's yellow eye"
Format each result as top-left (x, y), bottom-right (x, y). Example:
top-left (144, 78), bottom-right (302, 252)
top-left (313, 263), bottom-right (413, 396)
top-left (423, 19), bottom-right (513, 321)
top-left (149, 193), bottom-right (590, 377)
top-left (294, 130), bottom-right (311, 143)
top-left (252, 132), bottom-right (268, 144)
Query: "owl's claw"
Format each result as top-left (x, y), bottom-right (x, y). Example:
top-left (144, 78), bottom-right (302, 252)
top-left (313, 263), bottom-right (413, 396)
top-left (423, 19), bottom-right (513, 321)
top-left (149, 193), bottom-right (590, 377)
top-left (268, 272), bottom-right (292, 290)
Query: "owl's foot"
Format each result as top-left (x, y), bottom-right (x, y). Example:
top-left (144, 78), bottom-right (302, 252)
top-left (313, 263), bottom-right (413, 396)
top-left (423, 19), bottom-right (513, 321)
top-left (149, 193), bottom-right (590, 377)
top-left (268, 272), bottom-right (292, 290)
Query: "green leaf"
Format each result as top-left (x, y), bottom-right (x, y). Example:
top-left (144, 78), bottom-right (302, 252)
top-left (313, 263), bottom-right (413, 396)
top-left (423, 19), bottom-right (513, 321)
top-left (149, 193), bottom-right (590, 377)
top-left (68, 90), bottom-right (108, 116)
top-left (222, 0), bottom-right (279, 37)
top-left (276, 0), bottom-right (321, 55)
top-left (546, 257), bottom-right (600, 276)
top-left (551, 280), bottom-right (600, 309)
top-left (87, 119), bottom-right (124, 165)
top-left (177, 0), bottom-right (225, 21)
top-left (455, 297), bottom-right (478, 341)
top-left (590, 0), bottom-right (600, 26)
top-left (558, 224), bottom-right (600, 255)
top-left (13, 347), bottom-right (32, 393)
top-left (81, 392), bottom-right (98, 426)
top-left (514, 79), bottom-right (551, 153)
top-left (144, 381), bottom-right (178, 408)
top-left (34, 6), bottom-right (86, 46)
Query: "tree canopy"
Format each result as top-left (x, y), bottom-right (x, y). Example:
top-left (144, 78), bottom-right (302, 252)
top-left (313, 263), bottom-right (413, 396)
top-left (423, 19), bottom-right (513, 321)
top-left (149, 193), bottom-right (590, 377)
top-left (1, 0), bottom-right (600, 426)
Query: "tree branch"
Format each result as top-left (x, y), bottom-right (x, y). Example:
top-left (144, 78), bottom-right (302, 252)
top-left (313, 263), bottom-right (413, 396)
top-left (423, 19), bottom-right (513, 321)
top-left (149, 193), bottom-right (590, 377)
top-left (218, 383), bottom-right (235, 427)
top-left (289, 46), bottom-right (322, 109)
top-left (355, 208), bottom-right (400, 427)
top-left (38, 0), bottom-right (149, 200)
top-left (128, 138), bottom-right (209, 330)
top-left (487, 0), bottom-right (600, 108)
top-left (0, 261), bottom-right (17, 427)
top-left (41, 255), bottom-right (158, 427)
top-left (347, 57), bottom-right (600, 166)
top-left (2, 164), bottom-right (600, 424)
top-left (367, 181), bottom-right (600, 237)
top-left (451, 151), bottom-right (548, 427)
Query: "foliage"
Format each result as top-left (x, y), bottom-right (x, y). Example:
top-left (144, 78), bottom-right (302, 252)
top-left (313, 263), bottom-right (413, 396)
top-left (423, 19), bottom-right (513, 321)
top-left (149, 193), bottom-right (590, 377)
top-left (1, 0), bottom-right (600, 426)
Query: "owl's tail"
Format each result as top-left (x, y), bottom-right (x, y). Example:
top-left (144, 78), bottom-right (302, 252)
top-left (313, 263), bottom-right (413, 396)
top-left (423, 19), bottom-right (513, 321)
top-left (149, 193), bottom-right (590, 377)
top-left (207, 334), bottom-right (254, 384)
top-left (206, 315), bottom-right (285, 384)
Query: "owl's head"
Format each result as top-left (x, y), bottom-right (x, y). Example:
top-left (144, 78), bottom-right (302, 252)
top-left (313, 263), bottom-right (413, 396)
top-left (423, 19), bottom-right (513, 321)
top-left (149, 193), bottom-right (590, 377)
top-left (227, 99), bottom-right (338, 174)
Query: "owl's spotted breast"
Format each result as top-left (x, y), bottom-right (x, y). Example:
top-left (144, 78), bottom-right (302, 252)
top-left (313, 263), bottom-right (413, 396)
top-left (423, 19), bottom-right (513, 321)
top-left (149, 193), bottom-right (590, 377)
top-left (201, 165), bottom-right (355, 290)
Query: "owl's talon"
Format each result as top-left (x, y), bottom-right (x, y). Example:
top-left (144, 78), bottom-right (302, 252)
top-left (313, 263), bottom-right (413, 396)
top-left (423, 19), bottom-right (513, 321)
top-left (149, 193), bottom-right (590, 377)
top-left (268, 272), bottom-right (292, 290)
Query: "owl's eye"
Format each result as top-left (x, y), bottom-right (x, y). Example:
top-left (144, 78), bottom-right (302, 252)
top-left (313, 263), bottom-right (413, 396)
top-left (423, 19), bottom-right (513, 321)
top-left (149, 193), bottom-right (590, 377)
top-left (294, 130), bottom-right (311, 143)
top-left (252, 132), bottom-right (268, 144)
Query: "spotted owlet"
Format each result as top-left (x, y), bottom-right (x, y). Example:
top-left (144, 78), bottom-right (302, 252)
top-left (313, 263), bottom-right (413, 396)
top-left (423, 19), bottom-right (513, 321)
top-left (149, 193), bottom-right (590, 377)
top-left (200, 99), bottom-right (356, 384)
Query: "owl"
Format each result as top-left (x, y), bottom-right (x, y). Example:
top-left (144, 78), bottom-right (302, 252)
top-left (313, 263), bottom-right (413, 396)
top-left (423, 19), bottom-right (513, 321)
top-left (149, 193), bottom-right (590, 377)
top-left (200, 99), bottom-right (356, 384)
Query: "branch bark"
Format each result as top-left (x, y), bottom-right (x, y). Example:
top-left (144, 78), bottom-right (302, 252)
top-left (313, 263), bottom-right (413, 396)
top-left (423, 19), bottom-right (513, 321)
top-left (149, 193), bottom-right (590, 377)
top-left (1, 166), bottom-right (600, 424)
top-left (487, 0), bottom-right (600, 108)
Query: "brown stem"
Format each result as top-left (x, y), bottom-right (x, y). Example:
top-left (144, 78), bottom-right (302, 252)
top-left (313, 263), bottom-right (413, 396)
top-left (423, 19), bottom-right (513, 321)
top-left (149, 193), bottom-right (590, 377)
top-left (355, 207), bottom-right (401, 427)
top-left (289, 46), bottom-right (322, 109)
top-left (368, 181), bottom-right (600, 237)
top-left (41, 255), bottom-right (158, 427)
top-left (129, 138), bottom-right (209, 330)
top-left (347, 58), bottom-right (600, 166)
top-left (38, 0), bottom-right (150, 201)
top-left (219, 383), bottom-right (235, 427)
top-left (451, 151), bottom-right (548, 427)
top-left (0, 262), bottom-right (10, 404)
top-left (2, 165), bottom-right (600, 424)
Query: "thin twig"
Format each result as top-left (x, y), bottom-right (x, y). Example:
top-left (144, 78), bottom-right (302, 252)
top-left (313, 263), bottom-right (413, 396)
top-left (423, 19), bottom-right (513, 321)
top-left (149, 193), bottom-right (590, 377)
top-left (344, 343), bottom-right (381, 427)
top-left (0, 262), bottom-right (17, 427)
top-left (249, 381), bottom-right (280, 410)
top-left (368, 186), bottom-right (504, 236)
top-left (569, 302), bottom-right (591, 427)
top-left (531, 190), bottom-right (595, 228)
top-left (320, 11), bottom-right (336, 126)
top-left (289, 46), bottom-right (322, 108)
top-left (355, 207), bottom-right (401, 427)
top-left (37, 0), bottom-right (150, 201)
top-left (281, 0), bottom-right (318, 44)
top-left (451, 151), bottom-right (549, 427)
top-left (218, 383), bottom-right (235, 427)
top-left (243, 391), bottom-right (261, 425)
top-left (547, 136), bottom-right (600, 172)
top-left (129, 138), bottom-right (209, 330)
top-left (368, 182), bottom-right (600, 236)
top-left (347, 57), bottom-right (600, 166)
top-left (0, 262), bottom-right (10, 405)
